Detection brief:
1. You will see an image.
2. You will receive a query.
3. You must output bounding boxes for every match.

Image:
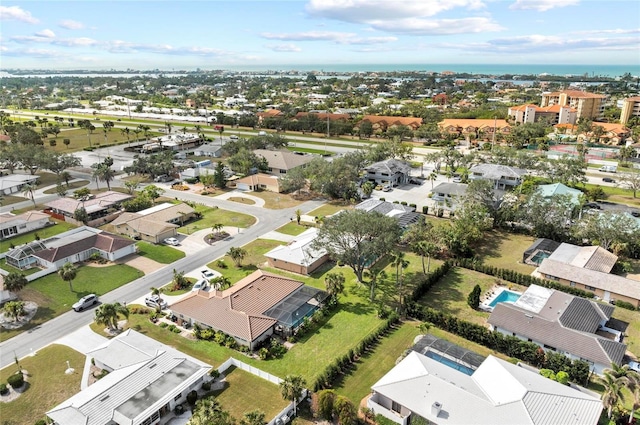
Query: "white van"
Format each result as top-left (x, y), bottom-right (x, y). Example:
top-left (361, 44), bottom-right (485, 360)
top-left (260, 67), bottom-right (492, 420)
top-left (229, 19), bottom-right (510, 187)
top-left (599, 165), bottom-right (617, 173)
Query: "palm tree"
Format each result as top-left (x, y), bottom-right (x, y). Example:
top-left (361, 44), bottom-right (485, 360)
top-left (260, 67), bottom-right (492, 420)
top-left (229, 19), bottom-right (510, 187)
top-left (4, 272), bottom-right (28, 293)
top-left (364, 268), bottom-right (387, 302)
top-left (132, 127), bottom-right (142, 142)
top-left (212, 223), bottom-right (224, 235)
top-left (60, 171), bottom-right (72, 188)
top-left (324, 272), bottom-right (345, 302)
top-left (412, 240), bottom-right (438, 274)
top-left (94, 302), bottom-right (129, 331)
top-left (190, 397), bottom-right (235, 425)
top-left (150, 286), bottom-right (163, 296)
top-left (391, 251), bottom-right (409, 287)
top-left (279, 374), bottom-right (306, 416)
top-left (240, 409), bottom-right (266, 425)
top-left (227, 247), bottom-right (247, 267)
top-left (58, 262), bottom-right (78, 291)
top-left (121, 127), bottom-right (131, 145)
top-left (3, 301), bottom-right (25, 322)
top-left (295, 209), bottom-right (302, 225)
top-left (626, 371), bottom-right (640, 423)
top-left (93, 163), bottom-right (115, 191)
top-left (597, 371), bottom-right (626, 418)
top-left (22, 183), bottom-right (37, 208)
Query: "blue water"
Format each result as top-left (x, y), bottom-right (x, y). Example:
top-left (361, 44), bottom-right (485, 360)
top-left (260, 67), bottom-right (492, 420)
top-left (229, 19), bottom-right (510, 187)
top-left (530, 251), bottom-right (551, 265)
top-left (425, 351), bottom-right (475, 376)
top-left (488, 290), bottom-right (521, 308)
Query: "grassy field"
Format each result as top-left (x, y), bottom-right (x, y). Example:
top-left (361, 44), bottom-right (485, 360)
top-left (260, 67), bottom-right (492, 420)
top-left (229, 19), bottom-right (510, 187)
top-left (611, 307), bottom-right (640, 358)
top-left (227, 196), bottom-right (257, 205)
top-left (582, 182), bottom-right (640, 207)
top-left (248, 192), bottom-right (304, 209)
top-left (0, 344), bottom-right (85, 425)
top-left (212, 366), bottom-right (289, 421)
top-left (473, 229), bottom-right (536, 275)
top-left (35, 127), bottom-right (162, 153)
top-left (307, 202), bottom-right (352, 218)
top-left (0, 221), bottom-right (76, 252)
top-left (136, 241), bottom-right (185, 263)
top-left (179, 204), bottom-right (256, 235)
top-left (1, 264), bottom-right (142, 342)
top-left (42, 180), bottom-right (90, 194)
top-left (275, 222), bottom-right (311, 236)
top-left (208, 239), bottom-right (285, 282)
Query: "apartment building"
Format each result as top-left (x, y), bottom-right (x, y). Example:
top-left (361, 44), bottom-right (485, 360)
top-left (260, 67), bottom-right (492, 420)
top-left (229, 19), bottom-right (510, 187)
top-left (620, 96), bottom-right (640, 125)
top-left (540, 90), bottom-right (605, 120)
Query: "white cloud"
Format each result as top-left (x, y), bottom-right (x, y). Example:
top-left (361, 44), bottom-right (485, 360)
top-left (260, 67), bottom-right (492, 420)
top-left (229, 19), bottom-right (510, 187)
top-left (267, 43), bottom-right (302, 52)
top-left (306, 0), bottom-right (485, 22)
top-left (573, 28), bottom-right (640, 35)
top-left (59, 19), bottom-right (85, 30)
top-left (35, 29), bottom-right (55, 38)
top-left (509, 0), bottom-right (579, 12)
top-left (261, 31), bottom-right (396, 45)
top-left (2, 47), bottom-right (61, 58)
top-left (371, 17), bottom-right (504, 35)
top-left (0, 5), bottom-right (38, 24)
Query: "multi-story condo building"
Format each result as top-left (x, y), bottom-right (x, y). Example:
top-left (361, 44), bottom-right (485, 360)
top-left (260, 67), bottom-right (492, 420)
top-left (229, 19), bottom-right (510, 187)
top-left (540, 90), bottom-right (606, 120)
top-left (620, 96), bottom-right (640, 125)
top-left (508, 104), bottom-right (577, 125)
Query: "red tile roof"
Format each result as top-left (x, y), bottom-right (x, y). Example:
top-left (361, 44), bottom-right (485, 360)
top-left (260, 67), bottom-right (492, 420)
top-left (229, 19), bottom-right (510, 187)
top-left (361, 115), bottom-right (423, 128)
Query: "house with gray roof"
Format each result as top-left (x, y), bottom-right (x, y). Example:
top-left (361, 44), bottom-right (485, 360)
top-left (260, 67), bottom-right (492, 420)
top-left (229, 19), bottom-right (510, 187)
top-left (365, 158), bottom-right (413, 186)
top-left (368, 349), bottom-right (601, 425)
top-left (355, 199), bottom-right (421, 228)
top-left (547, 242), bottom-right (618, 273)
top-left (44, 190), bottom-right (133, 224)
top-left (265, 227), bottom-right (329, 275)
top-left (111, 202), bottom-right (195, 243)
top-left (488, 284), bottom-right (626, 373)
top-left (469, 163), bottom-right (527, 189)
top-left (430, 182), bottom-right (468, 205)
top-left (47, 330), bottom-right (211, 425)
top-left (254, 149), bottom-right (313, 175)
top-left (0, 211), bottom-right (51, 240)
top-left (0, 174), bottom-right (39, 195)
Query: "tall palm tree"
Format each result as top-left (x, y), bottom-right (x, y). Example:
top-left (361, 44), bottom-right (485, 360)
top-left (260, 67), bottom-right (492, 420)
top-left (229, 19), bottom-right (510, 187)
top-left (93, 163), bottom-right (115, 191)
top-left (227, 247), bottom-right (247, 267)
top-left (324, 272), bottom-right (345, 302)
top-left (58, 262), bottom-right (78, 291)
top-left (626, 371), bottom-right (640, 424)
top-left (94, 302), bottom-right (129, 331)
top-left (391, 251), bottom-right (409, 314)
top-left (22, 183), bottom-right (37, 208)
top-left (211, 223), bottom-right (224, 235)
top-left (597, 371), bottom-right (626, 419)
top-left (279, 374), bottom-right (306, 416)
top-left (121, 127), bottom-right (131, 145)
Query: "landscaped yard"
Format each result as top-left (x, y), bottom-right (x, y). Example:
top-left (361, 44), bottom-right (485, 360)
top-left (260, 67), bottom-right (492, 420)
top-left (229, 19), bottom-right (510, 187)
top-left (582, 182), bottom-right (640, 207)
top-left (136, 241), bottom-right (185, 263)
top-left (611, 307), bottom-right (640, 358)
top-left (0, 220), bottom-right (77, 249)
top-left (275, 222), bottom-right (312, 236)
top-left (42, 180), bottom-right (90, 194)
top-left (212, 366), bottom-right (289, 421)
top-left (227, 196), bottom-right (256, 205)
top-left (247, 192), bottom-right (304, 209)
top-left (307, 202), bottom-right (352, 219)
top-left (0, 344), bottom-right (85, 425)
top-left (473, 229), bottom-right (536, 275)
top-left (1, 263), bottom-right (142, 342)
top-left (179, 204), bottom-right (256, 235)
top-left (208, 239), bottom-right (284, 282)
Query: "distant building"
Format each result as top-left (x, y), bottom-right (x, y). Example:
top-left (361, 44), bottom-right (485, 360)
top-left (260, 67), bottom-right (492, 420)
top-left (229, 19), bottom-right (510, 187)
top-left (536, 182), bottom-right (584, 206)
top-left (438, 119), bottom-right (511, 141)
top-left (430, 182), bottom-right (468, 205)
top-left (540, 90), bottom-right (606, 120)
top-left (620, 96), bottom-right (640, 125)
top-left (359, 115), bottom-right (423, 131)
top-left (0, 174), bottom-right (39, 196)
top-left (365, 158), bottom-right (412, 187)
top-left (469, 164), bottom-right (527, 190)
top-left (355, 199), bottom-right (421, 228)
top-left (508, 104), bottom-right (577, 125)
top-left (254, 149), bottom-right (314, 175)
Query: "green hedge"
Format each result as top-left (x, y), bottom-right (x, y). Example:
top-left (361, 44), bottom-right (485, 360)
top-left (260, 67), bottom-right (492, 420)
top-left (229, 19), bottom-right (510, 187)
top-left (7, 372), bottom-right (24, 389)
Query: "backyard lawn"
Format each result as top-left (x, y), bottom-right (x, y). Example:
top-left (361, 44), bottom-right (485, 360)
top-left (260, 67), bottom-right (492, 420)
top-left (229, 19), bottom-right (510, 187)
top-left (473, 229), bottom-right (536, 275)
top-left (1, 263), bottom-right (142, 342)
top-left (0, 220), bottom-right (77, 250)
top-left (275, 222), bottom-right (312, 236)
top-left (207, 239), bottom-right (284, 282)
top-left (247, 192), bottom-right (304, 209)
top-left (611, 307), bottom-right (640, 358)
top-left (0, 344), bottom-right (85, 425)
top-left (179, 204), bottom-right (256, 235)
top-left (136, 241), bottom-right (185, 263)
top-left (212, 366), bottom-right (289, 421)
top-left (307, 202), bottom-right (352, 219)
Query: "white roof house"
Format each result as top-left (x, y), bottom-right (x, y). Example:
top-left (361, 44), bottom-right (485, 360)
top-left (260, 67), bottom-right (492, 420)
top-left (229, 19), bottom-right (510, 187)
top-left (47, 330), bottom-right (211, 425)
top-left (264, 227), bottom-right (329, 274)
top-left (369, 351), bottom-right (602, 425)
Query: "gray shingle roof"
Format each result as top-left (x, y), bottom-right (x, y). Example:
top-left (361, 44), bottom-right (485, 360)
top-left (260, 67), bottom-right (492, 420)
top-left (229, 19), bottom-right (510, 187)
top-left (365, 158), bottom-right (412, 175)
top-left (469, 163), bottom-right (528, 180)
top-left (558, 297), bottom-right (610, 333)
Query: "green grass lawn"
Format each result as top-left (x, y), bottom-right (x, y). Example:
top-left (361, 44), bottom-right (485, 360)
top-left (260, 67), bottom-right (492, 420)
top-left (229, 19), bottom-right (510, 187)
top-left (275, 222), bottom-right (311, 236)
top-left (163, 277), bottom-right (197, 296)
top-left (0, 220), bottom-right (77, 251)
top-left (42, 180), bottom-right (90, 194)
top-left (179, 205), bottom-right (256, 235)
top-left (208, 239), bottom-right (284, 282)
top-left (212, 366), bottom-right (289, 421)
top-left (0, 344), bottom-right (85, 425)
top-left (611, 307), bottom-right (640, 358)
top-left (0, 194), bottom-right (28, 206)
top-left (136, 241), bottom-right (185, 263)
top-left (582, 182), bottom-right (640, 207)
top-left (248, 192), bottom-right (304, 209)
top-left (1, 264), bottom-right (142, 342)
top-left (307, 202), bottom-right (352, 218)
top-left (473, 229), bottom-right (536, 275)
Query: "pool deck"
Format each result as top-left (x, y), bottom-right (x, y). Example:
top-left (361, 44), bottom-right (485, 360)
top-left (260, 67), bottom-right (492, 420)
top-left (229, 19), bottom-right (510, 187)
top-left (480, 286), bottom-right (522, 312)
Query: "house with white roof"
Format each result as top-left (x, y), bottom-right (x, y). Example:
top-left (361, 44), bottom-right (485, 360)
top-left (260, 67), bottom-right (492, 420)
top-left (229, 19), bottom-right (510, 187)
top-left (0, 211), bottom-right (51, 240)
top-left (365, 158), bottom-right (413, 187)
top-left (368, 349), bottom-right (602, 425)
top-left (469, 164), bottom-right (527, 190)
top-left (265, 227), bottom-right (329, 275)
top-left (111, 202), bottom-right (195, 243)
top-left (47, 330), bottom-right (211, 425)
top-left (0, 174), bottom-right (39, 195)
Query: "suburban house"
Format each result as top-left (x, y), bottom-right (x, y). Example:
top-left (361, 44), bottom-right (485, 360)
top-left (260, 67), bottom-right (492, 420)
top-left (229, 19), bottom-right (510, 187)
top-left (0, 211), bottom-right (51, 240)
top-left (430, 182), bottom-right (468, 205)
top-left (192, 144), bottom-right (223, 158)
top-left (620, 96), bottom-right (640, 125)
top-left (488, 284), bottom-right (627, 374)
top-left (5, 226), bottom-right (136, 270)
top-left (358, 115), bottom-right (423, 131)
top-left (438, 119), bottom-right (511, 141)
top-left (540, 90), bottom-right (606, 120)
top-left (294, 112), bottom-right (351, 122)
top-left (365, 158), bottom-right (413, 187)
top-left (254, 149), bottom-right (313, 175)
top-left (469, 164), bottom-right (527, 190)
top-left (265, 228), bottom-right (329, 275)
top-left (44, 191), bottom-right (133, 224)
top-left (0, 174), bottom-right (39, 196)
top-left (508, 103), bottom-right (577, 125)
top-left (235, 173), bottom-right (282, 193)
top-left (522, 238), bottom-right (561, 265)
top-left (111, 202), bottom-right (195, 243)
top-left (577, 122), bottom-right (631, 145)
top-left (169, 270), bottom-right (328, 349)
top-left (47, 330), bottom-right (211, 425)
top-left (355, 199), bottom-right (421, 228)
top-left (256, 109), bottom-right (283, 125)
top-left (536, 182), bottom-right (584, 206)
top-left (368, 344), bottom-right (601, 425)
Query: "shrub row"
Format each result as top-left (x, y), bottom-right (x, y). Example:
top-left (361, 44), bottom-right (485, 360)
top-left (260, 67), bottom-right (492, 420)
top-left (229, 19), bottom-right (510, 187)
top-left (410, 262), bottom-right (453, 302)
top-left (407, 303), bottom-right (590, 384)
top-left (311, 314), bottom-right (400, 392)
top-left (454, 259), bottom-right (595, 299)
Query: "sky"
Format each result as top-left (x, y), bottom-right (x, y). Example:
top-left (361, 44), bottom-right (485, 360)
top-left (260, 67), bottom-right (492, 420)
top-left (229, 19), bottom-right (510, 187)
top-left (1, 0), bottom-right (639, 70)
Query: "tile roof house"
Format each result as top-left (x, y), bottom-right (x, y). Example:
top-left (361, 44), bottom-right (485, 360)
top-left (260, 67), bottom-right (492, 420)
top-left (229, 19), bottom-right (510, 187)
top-left (541, 90), bottom-right (606, 120)
top-left (170, 270), bottom-right (328, 348)
top-left (47, 330), bottom-right (211, 425)
top-left (254, 149), bottom-right (314, 175)
top-left (488, 284), bottom-right (626, 373)
top-left (508, 103), bottom-right (577, 125)
top-left (469, 163), bottom-right (527, 190)
top-left (359, 115), bottom-right (423, 131)
top-left (365, 158), bottom-right (413, 186)
top-left (0, 211), bottom-right (51, 240)
top-left (368, 349), bottom-right (601, 425)
top-left (111, 202), bottom-right (195, 243)
top-left (235, 173), bottom-right (282, 193)
top-left (265, 228), bottom-right (329, 275)
top-left (44, 190), bottom-right (133, 223)
top-left (438, 119), bottom-right (511, 140)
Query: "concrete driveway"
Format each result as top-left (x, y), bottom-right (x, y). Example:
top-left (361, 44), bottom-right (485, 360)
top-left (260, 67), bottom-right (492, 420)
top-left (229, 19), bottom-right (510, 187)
top-left (55, 325), bottom-right (108, 355)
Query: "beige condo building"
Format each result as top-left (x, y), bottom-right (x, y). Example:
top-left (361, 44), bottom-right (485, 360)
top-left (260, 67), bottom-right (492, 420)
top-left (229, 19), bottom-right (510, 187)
top-left (540, 90), bottom-right (606, 120)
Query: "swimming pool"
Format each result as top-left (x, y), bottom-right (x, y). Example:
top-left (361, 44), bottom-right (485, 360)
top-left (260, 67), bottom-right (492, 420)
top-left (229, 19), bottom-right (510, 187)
top-left (530, 251), bottom-right (551, 265)
top-left (488, 289), bottom-right (521, 308)
top-left (425, 351), bottom-right (475, 376)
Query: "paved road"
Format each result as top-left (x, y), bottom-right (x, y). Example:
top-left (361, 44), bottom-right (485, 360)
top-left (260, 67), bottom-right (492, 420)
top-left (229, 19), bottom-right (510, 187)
top-left (0, 187), bottom-right (326, 369)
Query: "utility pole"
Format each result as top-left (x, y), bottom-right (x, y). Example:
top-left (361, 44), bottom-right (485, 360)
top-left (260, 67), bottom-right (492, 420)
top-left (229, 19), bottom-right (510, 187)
top-left (491, 116), bottom-right (497, 151)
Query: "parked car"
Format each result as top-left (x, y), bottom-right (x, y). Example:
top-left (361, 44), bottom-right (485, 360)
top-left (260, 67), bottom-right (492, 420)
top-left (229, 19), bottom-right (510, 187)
top-left (154, 174), bottom-right (173, 183)
top-left (163, 237), bottom-right (180, 246)
top-left (201, 269), bottom-right (216, 282)
top-left (584, 202), bottom-right (601, 209)
top-left (145, 295), bottom-right (168, 309)
top-left (73, 294), bottom-right (98, 312)
top-left (602, 177), bottom-right (615, 183)
top-left (192, 279), bottom-right (208, 292)
top-left (382, 185), bottom-right (392, 192)
top-left (229, 135), bottom-right (239, 140)
top-left (629, 361), bottom-right (640, 373)
top-left (631, 210), bottom-right (640, 218)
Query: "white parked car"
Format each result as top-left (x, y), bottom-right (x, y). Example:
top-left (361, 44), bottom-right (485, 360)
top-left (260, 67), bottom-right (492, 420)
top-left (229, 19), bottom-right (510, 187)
top-left (201, 269), bottom-right (216, 282)
top-left (630, 361), bottom-right (640, 373)
top-left (192, 279), bottom-right (208, 292)
top-left (145, 295), bottom-right (168, 309)
top-left (72, 294), bottom-right (98, 312)
top-left (163, 237), bottom-right (179, 246)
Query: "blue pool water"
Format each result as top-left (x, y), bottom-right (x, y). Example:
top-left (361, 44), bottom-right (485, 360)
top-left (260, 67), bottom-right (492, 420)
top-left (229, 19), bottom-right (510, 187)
top-left (488, 290), bottom-right (521, 308)
top-left (530, 251), bottom-right (550, 265)
top-left (425, 351), bottom-right (475, 376)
